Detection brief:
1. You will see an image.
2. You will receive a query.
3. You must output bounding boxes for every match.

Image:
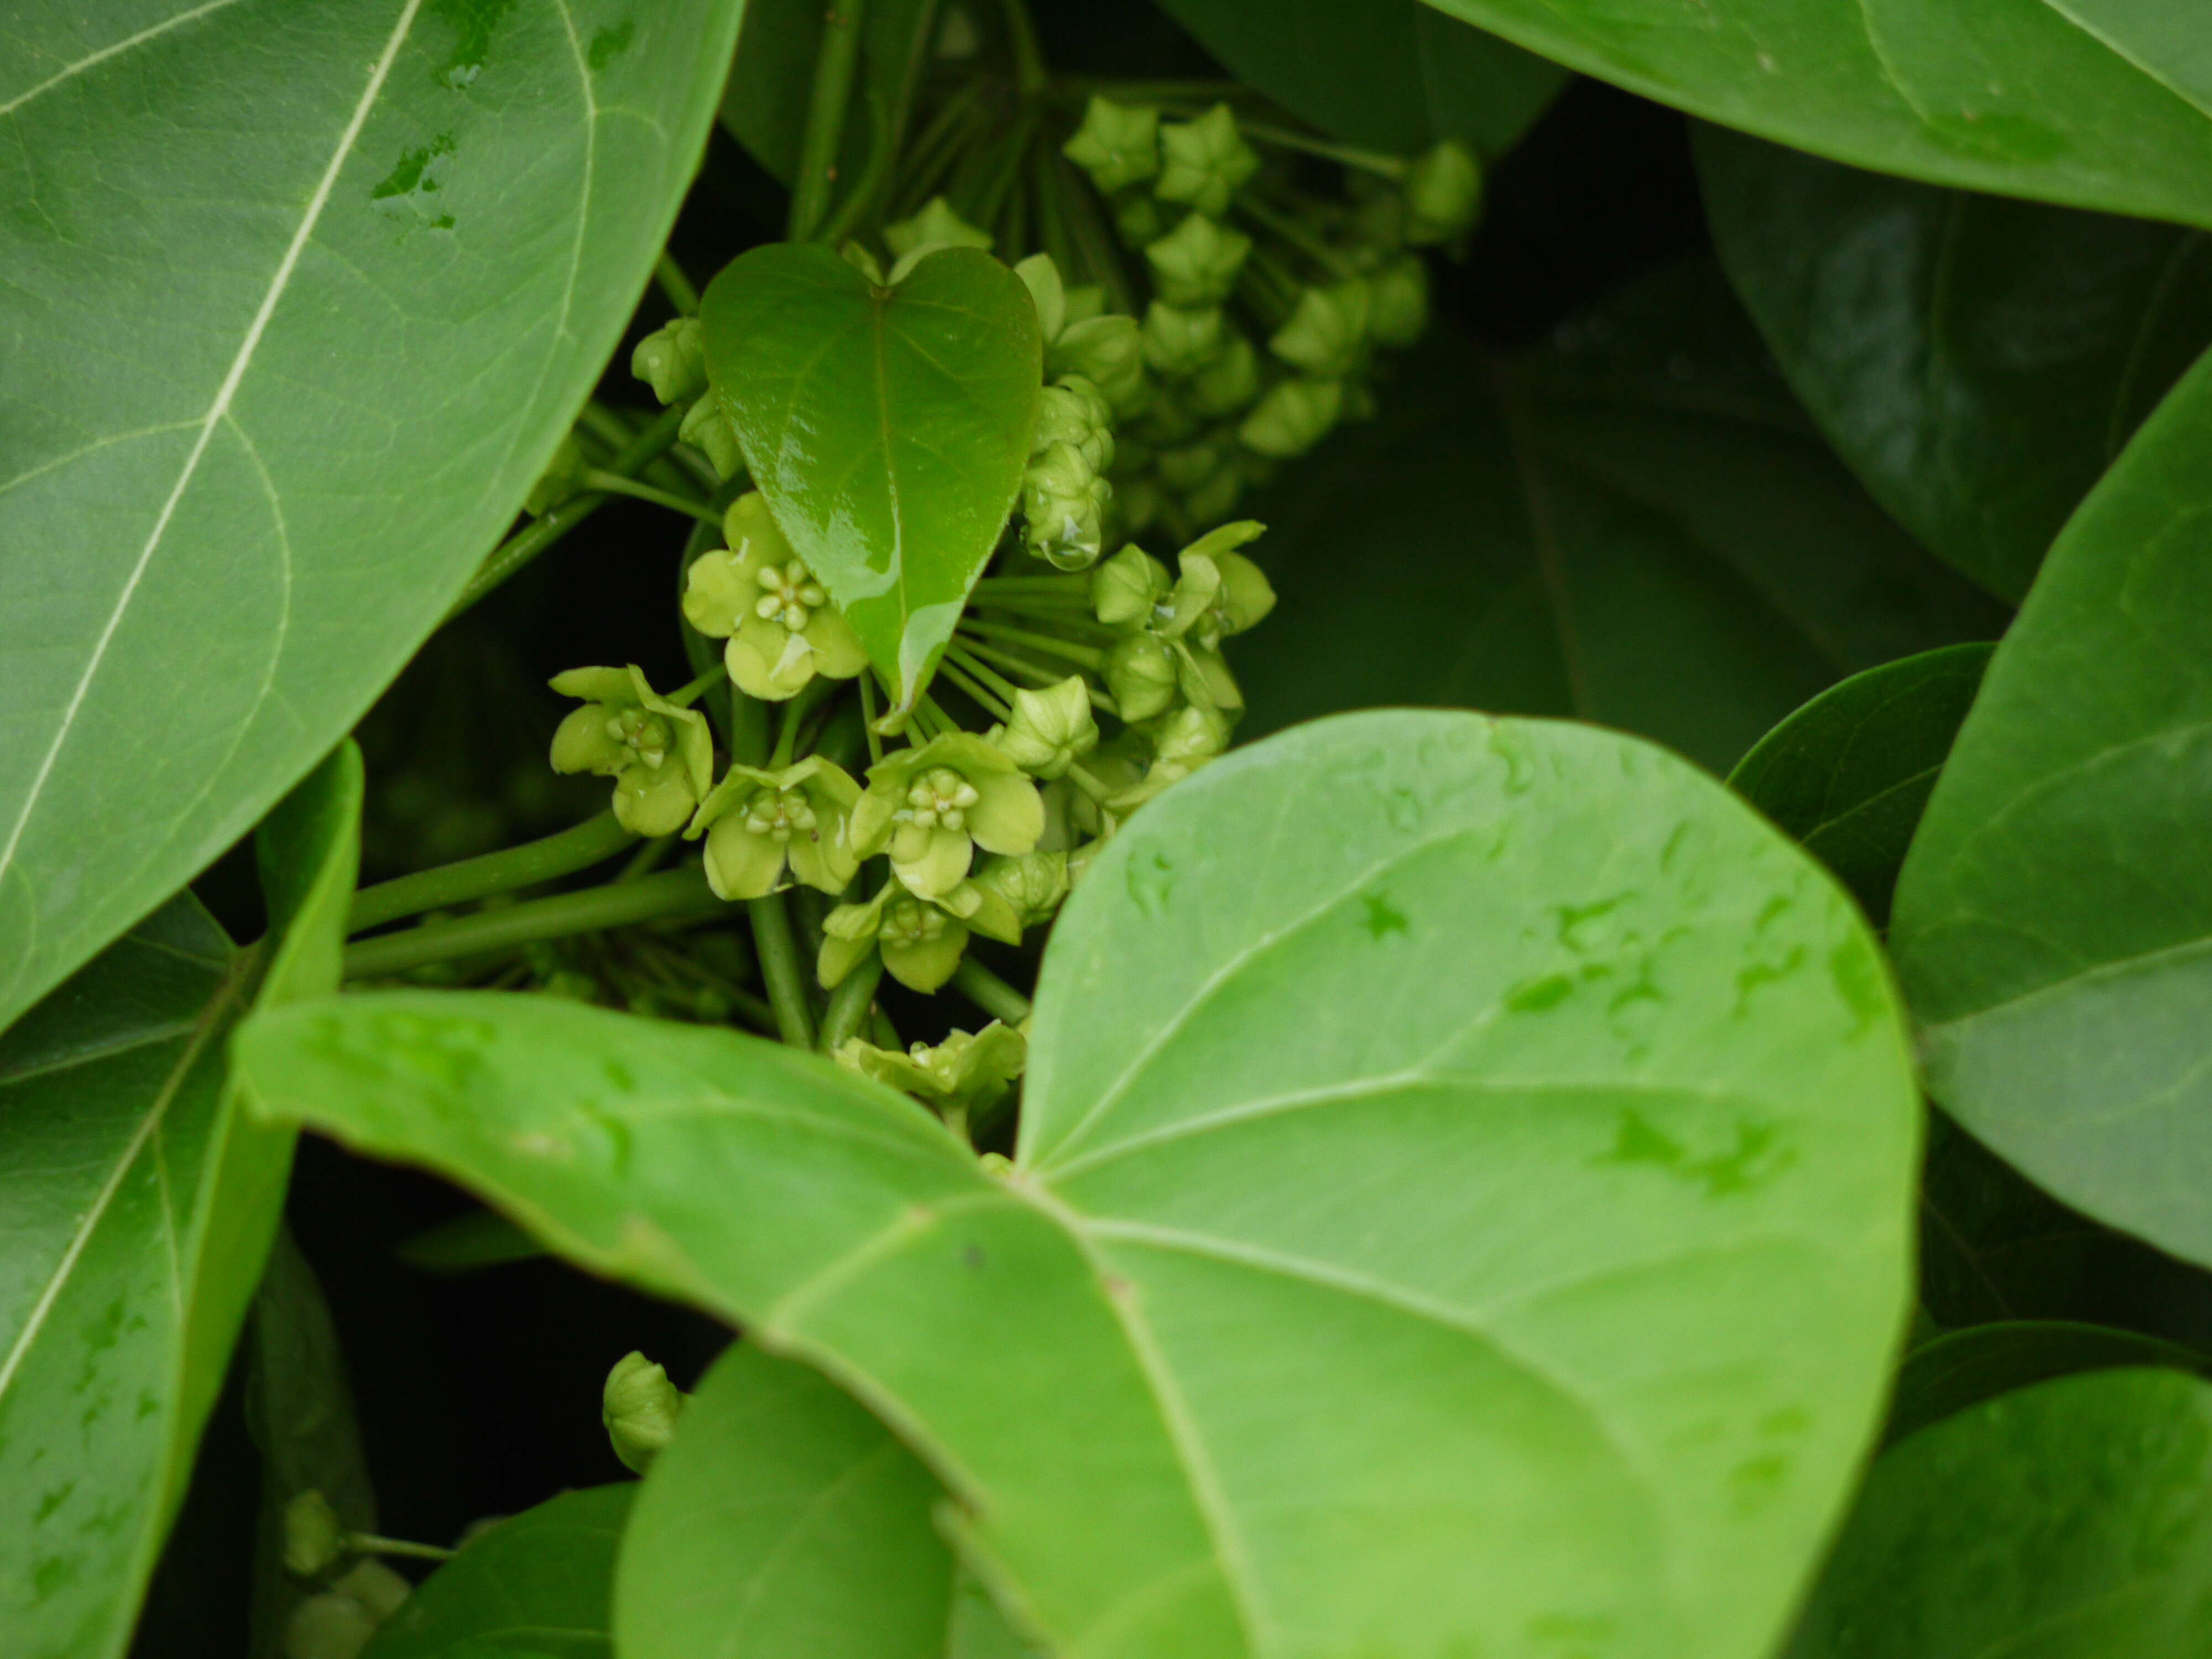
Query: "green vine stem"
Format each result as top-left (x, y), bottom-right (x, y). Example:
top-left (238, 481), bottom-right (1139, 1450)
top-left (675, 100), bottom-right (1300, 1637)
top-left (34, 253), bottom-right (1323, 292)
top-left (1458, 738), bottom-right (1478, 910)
top-left (577, 470), bottom-right (720, 525)
top-left (654, 251), bottom-right (701, 315)
top-left (790, 0), bottom-right (871, 241)
top-left (951, 958), bottom-right (1032, 1025)
top-left (344, 867), bottom-right (730, 980)
top-left (747, 894), bottom-right (818, 1047)
top-left (348, 811), bottom-right (635, 935)
top-left (817, 947), bottom-right (884, 1053)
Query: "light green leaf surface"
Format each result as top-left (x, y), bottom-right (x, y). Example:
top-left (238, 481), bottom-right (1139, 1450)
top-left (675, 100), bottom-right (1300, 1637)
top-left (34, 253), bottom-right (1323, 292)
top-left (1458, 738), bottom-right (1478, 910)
top-left (239, 709), bottom-right (1919, 1659)
top-left (702, 243), bottom-right (1043, 707)
top-left (1892, 349), bottom-right (2212, 1269)
top-left (1418, 0), bottom-right (2212, 230)
top-left (0, 741), bottom-right (361, 1659)
top-left (1153, 0), bottom-right (1567, 158)
top-left (0, 0), bottom-right (745, 1035)
top-left (359, 1484), bottom-right (632, 1659)
top-left (618, 1341), bottom-right (1034, 1658)
top-left (1233, 264), bottom-right (2005, 773)
top-left (1729, 644), bottom-right (1994, 925)
top-left (1698, 123), bottom-right (2212, 601)
top-left (1787, 1369), bottom-right (2212, 1657)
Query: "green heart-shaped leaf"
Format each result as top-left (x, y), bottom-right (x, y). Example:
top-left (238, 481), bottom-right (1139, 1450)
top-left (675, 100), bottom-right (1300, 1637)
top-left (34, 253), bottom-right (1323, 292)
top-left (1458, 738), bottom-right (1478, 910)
top-left (702, 243), bottom-right (1042, 708)
top-left (241, 711), bottom-right (1917, 1659)
top-left (618, 1342), bottom-right (1037, 1658)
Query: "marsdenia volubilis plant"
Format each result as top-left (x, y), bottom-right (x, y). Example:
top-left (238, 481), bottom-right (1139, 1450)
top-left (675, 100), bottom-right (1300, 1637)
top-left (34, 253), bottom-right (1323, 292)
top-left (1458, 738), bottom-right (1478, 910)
top-left (13, 1), bottom-right (2212, 1657)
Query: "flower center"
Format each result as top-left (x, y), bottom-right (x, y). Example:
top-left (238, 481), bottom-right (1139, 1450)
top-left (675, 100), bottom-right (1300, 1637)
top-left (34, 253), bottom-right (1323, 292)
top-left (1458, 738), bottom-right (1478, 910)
top-left (896, 766), bottom-right (982, 833)
top-left (754, 560), bottom-right (828, 632)
top-left (606, 708), bottom-right (672, 770)
top-left (884, 896), bottom-right (946, 947)
top-left (740, 787), bottom-right (816, 844)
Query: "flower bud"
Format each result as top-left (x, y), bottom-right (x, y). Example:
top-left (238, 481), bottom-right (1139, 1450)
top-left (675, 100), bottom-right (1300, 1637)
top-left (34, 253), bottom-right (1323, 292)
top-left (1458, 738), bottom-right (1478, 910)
top-left (1091, 544), bottom-right (1171, 626)
top-left (1022, 442), bottom-right (1110, 570)
top-left (1145, 213), bottom-right (1252, 307)
top-left (1049, 315), bottom-right (1147, 414)
top-left (1186, 332), bottom-right (1260, 419)
top-left (1157, 439), bottom-right (1225, 495)
top-left (1182, 464), bottom-right (1243, 526)
top-left (1156, 104), bottom-right (1259, 217)
top-left (837, 1021), bottom-right (1027, 1125)
top-left (1271, 279), bottom-right (1371, 379)
top-left (679, 393), bottom-right (743, 479)
top-left (1367, 253), bottom-right (1430, 348)
top-left (973, 851), bottom-right (1070, 927)
top-left (884, 196), bottom-right (993, 258)
top-left (1239, 377), bottom-right (1343, 458)
top-left (631, 316), bottom-right (707, 405)
top-left (1062, 95), bottom-right (1160, 194)
top-left (603, 1351), bottom-right (685, 1474)
top-left (1153, 700), bottom-right (1234, 767)
top-left (1113, 192), bottom-right (1165, 248)
top-left (1014, 253), bottom-right (1066, 341)
top-left (1404, 140), bottom-right (1481, 246)
top-left (997, 675), bottom-right (1098, 779)
top-left (1104, 630), bottom-right (1178, 720)
top-left (1063, 284), bottom-right (1107, 328)
top-left (284, 1489), bottom-right (348, 1579)
top-left (1142, 302), bottom-right (1224, 379)
top-left (1104, 474), bottom-right (1161, 539)
top-left (1032, 376), bottom-right (1114, 471)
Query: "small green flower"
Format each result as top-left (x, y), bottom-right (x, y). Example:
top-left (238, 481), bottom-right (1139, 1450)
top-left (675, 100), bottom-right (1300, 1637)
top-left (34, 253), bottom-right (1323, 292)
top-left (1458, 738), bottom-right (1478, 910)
top-left (631, 316), bottom-right (707, 405)
top-left (1239, 376), bottom-right (1343, 457)
top-left (686, 755), bottom-right (862, 900)
top-left (1103, 629), bottom-right (1178, 721)
top-left (819, 877), bottom-right (1022, 993)
top-left (1368, 253), bottom-right (1430, 348)
top-left (524, 432), bottom-right (587, 517)
top-left (1063, 95), bottom-right (1161, 194)
top-left (1270, 279), bottom-right (1371, 379)
top-left (973, 849), bottom-right (1070, 927)
top-left (549, 665), bottom-right (714, 837)
top-left (1145, 213), bottom-right (1253, 307)
top-left (1014, 252), bottom-right (1067, 341)
top-left (884, 196), bottom-right (994, 258)
top-left (679, 393), bottom-right (743, 478)
top-left (603, 1351), bottom-right (685, 1475)
top-left (1155, 104), bottom-right (1259, 217)
top-left (837, 1020), bottom-right (1027, 1121)
top-left (1181, 462), bottom-right (1244, 525)
top-left (1172, 521), bottom-right (1276, 644)
top-left (1186, 331), bottom-right (1261, 419)
top-left (1404, 140), bottom-right (1481, 246)
top-left (1091, 544), bottom-right (1172, 627)
top-left (1032, 375), bottom-right (1115, 472)
top-left (1157, 438), bottom-right (1226, 495)
top-left (1022, 441), bottom-right (1112, 570)
top-left (1105, 473), bottom-right (1162, 538)
top-left (684, 493), bottom-right (868, 700)
top-left (1113, 192), bottom-right (1165, 248)
top-left (1050, 314), bottom-right (1148, 415)
top-left (1142, 301), bottom-right (1225, 378)
top-left (850, 733), bottom-right (1046, 899)
top-left (994, 675), bottom-right (1098, 779)
top-left (1112, 702), bottom-right (1233, 811)
top-left (283, 1490), bottom-right (348, 1579)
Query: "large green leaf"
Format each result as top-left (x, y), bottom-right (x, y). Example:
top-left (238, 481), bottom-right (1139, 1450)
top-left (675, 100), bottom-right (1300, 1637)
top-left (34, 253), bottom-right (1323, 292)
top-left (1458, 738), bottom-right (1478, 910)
top-left (0, 0), bottom-right (745, 1035)
top-left (0, 742), bottom-right (361, 1659)
top-left (703, 243), bottom-right (1042, 708)
top-left (240, 709), bottom-right (1920, 1659)
top-left (1152, 0), bottom-right (1567, 158)
top-left (1787, 1368), bottom-right (2212, 1657)
top-left (1233, 264), bottom-right (2005, 773)
top-left (1728, 644), bottom-right (1993, 926)
top-left (1882, 1321), bottom-right (2211, 1449)
top-left (617, 1341), bottom-right (1035, 1658)
top-left (1417, 0), bottom-right (2212, 230)
top-left (359, 1485), bottom-right (632, 1659)
top-left (1892, 349), bottom-right (2212, 1269)
top-left (1698, 124), bottom-right (2212, 601)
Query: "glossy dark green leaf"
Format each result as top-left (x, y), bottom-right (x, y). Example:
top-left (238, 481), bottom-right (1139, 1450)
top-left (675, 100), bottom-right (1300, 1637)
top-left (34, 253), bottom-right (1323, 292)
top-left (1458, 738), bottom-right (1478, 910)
top-left (1728, 644), bottom-right (1993, 925)
top-left (703, 243), bottom-right (1043, 707)
top-left (1885, 1321), bottom-right (2211, 1449)
top-left (0, 742), bottom-right (361, 1659)
top-left (0, 0), bottom-right (745, 1034)
top-left (359, 1485), bottom-right (632, 1659)
top-left (1892, 349), bottom-right (2212, 1269)
top-left (241, 709), bottom-right (1920, 1659)
top-left (1418, 0), bottom-right (2212, 230)
top-left (1787, 1369), bottom-right (2212, 1657)
top-left (617, 1342), bottom-right (1034, 1658)
top-left (721, 0), bottom-right (935, 186)
top-left (1698, 124), bottom-right (2212, 602)
top-left (1233, 264), bottom-right (2005, 773)
top-left (1153, 0), bottom-right (1567, 157)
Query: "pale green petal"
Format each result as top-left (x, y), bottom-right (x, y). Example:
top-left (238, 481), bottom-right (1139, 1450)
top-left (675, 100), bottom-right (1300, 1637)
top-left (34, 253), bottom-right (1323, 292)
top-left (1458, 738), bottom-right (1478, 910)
top-left (967, 771), bottom-right (1045, 855)
top-left (614, 762), bottom-right (700, 837)
top-left (722, 492), bottom-right (795, 580)
top-left (549, 666), bottom-right (636, 705)
top-left (702, 818), bottom-right (787, 900)
top-left (817, 931), bottom-right (875, 990)
top-left (728, 616), bottom-right (816, 701)
top-left (893, 826), bottom-right (974, 900)
top-left (550, 706), bottom-right (625, 776)
top-left (803, 605), bottom-right (869, 680)
top-left (681, 549), bottom-right (755, 638)
top-left (884, 920), bottom-right (969, 992)
top-left (785, 831), bottom-right (853, 896)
